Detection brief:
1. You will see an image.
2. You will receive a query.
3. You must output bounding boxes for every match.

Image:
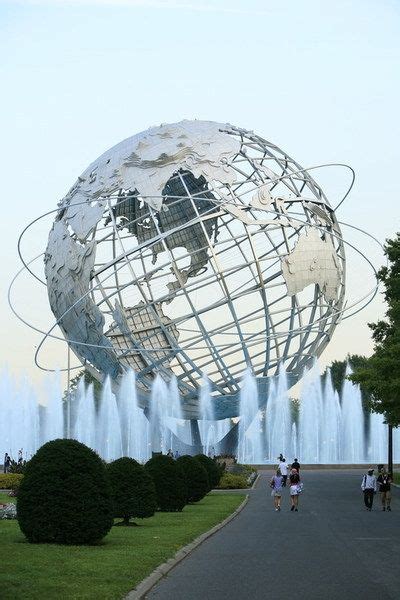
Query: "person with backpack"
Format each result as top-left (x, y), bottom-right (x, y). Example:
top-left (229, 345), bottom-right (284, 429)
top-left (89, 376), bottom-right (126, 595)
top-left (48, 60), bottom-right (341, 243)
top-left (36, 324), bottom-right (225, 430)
top-left (270, 468), bottom-right (284, 511)
top-left (361, 468), bottom-right (377, 511)
top-left (291, 458), bottom-right (300, 472)
top-left (289, 468), bottom-right (302, 511)
top-left (377, 467), bottom-right (392, 511)
top-left (278, 457), bottom-right (288, 487)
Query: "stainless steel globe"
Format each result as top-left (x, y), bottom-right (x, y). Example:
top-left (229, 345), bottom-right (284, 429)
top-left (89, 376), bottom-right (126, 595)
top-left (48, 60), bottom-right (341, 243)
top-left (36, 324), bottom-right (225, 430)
top-left (44, 120), bottom-right (345, 419)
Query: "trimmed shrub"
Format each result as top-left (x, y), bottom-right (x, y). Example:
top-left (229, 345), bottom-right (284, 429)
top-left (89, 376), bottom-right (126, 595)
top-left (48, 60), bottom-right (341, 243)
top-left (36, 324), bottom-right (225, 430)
top-left (0, 473), bottom-right (23, 490)
top-left (176, 455), bottom-right (209, 503)
top-left (107, 457), bottom-right (157, 525)
top-left (195, 454), bottom-right (222, 490)
top-left (145, 455), bottom-right (187, 512)
top-left (17, 439), bottom-right (113, 544)
top-left (217, 473), bottom-right (247, 489)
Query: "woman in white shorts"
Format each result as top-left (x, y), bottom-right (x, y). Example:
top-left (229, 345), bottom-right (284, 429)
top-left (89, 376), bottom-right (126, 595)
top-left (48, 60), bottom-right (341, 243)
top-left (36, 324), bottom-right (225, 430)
top-left (270, 468), bottom-right (284, 511)
top-left (289, 468), bottom-right (301, 512)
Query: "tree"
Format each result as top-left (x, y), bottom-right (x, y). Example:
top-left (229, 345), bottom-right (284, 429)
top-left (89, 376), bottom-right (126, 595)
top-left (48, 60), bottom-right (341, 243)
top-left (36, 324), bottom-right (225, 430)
top-left (349, 234), bottom-right (400, 428)
top-left (195, 454), bottom-right (222, 491)
top-left (17, 439), bottom-right (113, 544)
top-left (145, 455), bottom-right (187, 512)
top-left (176, 455), bottom-right (209, 502)
top-left (107, 457), bottom-right (157, 526)
top-left (324, 354), bottom-right (371, 407)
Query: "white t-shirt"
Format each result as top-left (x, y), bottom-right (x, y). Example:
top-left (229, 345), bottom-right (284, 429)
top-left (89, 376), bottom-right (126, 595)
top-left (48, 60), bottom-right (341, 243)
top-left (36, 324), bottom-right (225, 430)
top-left (279, 461), bottom-right (288, 476)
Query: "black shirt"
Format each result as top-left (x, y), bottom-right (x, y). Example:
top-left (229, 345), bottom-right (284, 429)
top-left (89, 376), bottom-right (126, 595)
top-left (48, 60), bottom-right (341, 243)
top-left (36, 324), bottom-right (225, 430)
top-left (292, 461), bottom-right (300, 471)
top-left (377, 474), bottom-right (391, 492)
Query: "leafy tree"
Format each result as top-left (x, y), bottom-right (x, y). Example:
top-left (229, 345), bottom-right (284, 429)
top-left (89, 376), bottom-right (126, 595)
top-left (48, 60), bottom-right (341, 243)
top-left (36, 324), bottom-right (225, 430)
top-left (324, 354), bottom-right (371, 407)
top-left (17, 439), bottom-right (113, 544)
top-left (349, 234), bottom-right (400, 427)
top-left (107, 457), bottom-right (157, 525)
top-left (63, 369), bottom-right (102, 404)
top-left (145, 454), bottom-right (187, 512)
top-left (176, 455), bottom-right (209, 502)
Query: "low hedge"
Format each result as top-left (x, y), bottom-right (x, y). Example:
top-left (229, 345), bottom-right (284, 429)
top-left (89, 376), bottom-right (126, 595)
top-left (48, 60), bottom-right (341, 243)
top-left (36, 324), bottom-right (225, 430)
top-left (229, 464), bottom-right (257, 476)
top-left (217, 473), bottom-right (248, 489)
top-left (0, 474), bottom-right (23, 490)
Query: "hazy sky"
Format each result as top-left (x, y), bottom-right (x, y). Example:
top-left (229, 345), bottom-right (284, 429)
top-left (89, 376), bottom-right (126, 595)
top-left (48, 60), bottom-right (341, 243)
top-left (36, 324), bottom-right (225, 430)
top-left (1, 0), bottom-right (399, 391)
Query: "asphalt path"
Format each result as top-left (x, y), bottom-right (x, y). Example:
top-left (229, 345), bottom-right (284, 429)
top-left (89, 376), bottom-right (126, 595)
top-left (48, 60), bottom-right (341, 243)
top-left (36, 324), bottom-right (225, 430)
top-left (147, 470), bottom-right (400, 600)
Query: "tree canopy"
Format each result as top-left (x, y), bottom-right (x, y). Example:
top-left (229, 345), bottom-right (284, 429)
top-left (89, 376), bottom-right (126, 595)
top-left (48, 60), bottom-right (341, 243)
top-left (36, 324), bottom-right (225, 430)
top-left (349, 234), bottom-right (400, 426)
top-left (324, 354), bottom-right (371, 407)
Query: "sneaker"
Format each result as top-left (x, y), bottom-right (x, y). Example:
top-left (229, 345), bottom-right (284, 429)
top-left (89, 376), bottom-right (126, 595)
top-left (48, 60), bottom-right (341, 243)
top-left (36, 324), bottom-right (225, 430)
top-left (295, 508), bottom-right (298, 512)
top-left (278, 506), bottom-right (281, 511)
top-left (387, 506), bottom-right (392, 511)
top-left (275, 508), bottom-right (279, 511)
top-left (382, 507), bottom-right (386, 511)
top-left (290, 506), bottom-right (294, 511)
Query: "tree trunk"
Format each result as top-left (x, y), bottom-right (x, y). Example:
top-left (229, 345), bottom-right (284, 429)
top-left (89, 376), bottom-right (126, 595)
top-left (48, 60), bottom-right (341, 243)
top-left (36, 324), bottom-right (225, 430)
top-left (388, 424), bottom-right (393, 476)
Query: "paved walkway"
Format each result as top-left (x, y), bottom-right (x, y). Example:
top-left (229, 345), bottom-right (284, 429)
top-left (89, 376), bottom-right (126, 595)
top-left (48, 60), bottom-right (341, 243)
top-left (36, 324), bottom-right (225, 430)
top-left (147, 470), bottom-right (400, 600)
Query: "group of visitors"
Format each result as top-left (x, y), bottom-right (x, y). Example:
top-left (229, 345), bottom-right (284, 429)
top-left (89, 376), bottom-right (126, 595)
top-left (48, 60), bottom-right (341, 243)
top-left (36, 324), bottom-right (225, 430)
top-left (361, 466), bottom-right (393, 511)
top-left (166, 449), bottom-right (180, 460)
top-left (3, 449), bottom-right (25, 473)
top-left (270, 455), bottom-right (302, 512)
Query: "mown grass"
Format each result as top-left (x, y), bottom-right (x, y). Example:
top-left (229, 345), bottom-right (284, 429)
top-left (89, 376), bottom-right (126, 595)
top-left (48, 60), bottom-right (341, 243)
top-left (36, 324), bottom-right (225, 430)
top-left (0, 492), bottom-right (15, 504)
top-left (0, 493), bottom-right (244, 600)
top-left (393, 472), bottom-right (400, 485)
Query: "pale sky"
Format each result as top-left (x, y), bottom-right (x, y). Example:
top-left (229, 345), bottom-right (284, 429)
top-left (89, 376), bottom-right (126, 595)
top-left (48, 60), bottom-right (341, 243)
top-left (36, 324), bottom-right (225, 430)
top-left (1, 0), bottom-right (399, 392)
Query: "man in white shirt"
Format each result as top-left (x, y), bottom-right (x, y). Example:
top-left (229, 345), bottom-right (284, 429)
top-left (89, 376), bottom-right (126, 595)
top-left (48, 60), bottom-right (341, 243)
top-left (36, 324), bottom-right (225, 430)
top-left (361, 468), bottom-right (377, 511)
top-left (278, 458), bottom-right (288, 487)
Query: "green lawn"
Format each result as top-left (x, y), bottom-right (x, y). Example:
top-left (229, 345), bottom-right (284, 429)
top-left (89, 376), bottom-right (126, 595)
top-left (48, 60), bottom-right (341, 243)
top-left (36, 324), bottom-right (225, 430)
top-left (0, 493), bottom-right (244, 600)
top-left (393, 472), bottom-right (400, 485)
top-left (0, 492), bottom-right (15, 504)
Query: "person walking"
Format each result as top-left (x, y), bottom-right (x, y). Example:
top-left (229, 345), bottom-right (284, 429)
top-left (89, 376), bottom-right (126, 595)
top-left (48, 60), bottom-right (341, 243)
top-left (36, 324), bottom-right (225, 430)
top-left (377, 468), bottom-right (392, 511)
top-left (361, 468), bottom-right (377, 511)
top-left (289, 468), bottom-right (301, 512)
top-left (167, 449), bottom-right (174, 458)
top-left (3, 453), bottom-right (11, 474)
top-left (291, 458), bottom-right (300, 472)
top-left (270, 469), bottom-right (284, 511)
top-left (278, 457), bottom-right (288, 487)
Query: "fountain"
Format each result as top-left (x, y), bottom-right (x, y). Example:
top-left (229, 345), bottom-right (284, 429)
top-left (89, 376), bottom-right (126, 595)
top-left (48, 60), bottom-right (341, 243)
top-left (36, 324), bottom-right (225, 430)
top-left (340, 366), bottom-right (365, 462)
top-left (96, 377), bottom-right (123, 462)
top-left (265, 368), bottom-right (292, 462)
top-left (237, 369), bottom-right (263, 464)
top-left (1, 364), bottom-right (399, 465)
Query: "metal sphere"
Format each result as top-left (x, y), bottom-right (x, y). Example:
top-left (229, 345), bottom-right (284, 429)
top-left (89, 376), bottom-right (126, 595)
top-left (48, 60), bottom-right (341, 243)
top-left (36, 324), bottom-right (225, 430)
top-left (44, 120), bottom-right (345, 418)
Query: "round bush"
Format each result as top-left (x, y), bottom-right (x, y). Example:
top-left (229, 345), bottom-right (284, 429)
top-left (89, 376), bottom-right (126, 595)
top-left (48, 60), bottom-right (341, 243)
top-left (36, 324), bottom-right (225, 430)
top-left (107, 457), bottom-right (157, 525)
top-left (17, 439), bottom-right (113, 544)
top-left (145, 454), bottom-right (187, 512)
top-left (195, 454), bottom-right (222, 490)
top-left (177, 455), bottom-right (209, 502)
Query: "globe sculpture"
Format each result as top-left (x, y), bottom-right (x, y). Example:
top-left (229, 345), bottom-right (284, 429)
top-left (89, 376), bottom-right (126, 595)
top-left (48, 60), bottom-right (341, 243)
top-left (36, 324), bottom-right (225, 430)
top-left (44, 120), bottom-right (345, 433)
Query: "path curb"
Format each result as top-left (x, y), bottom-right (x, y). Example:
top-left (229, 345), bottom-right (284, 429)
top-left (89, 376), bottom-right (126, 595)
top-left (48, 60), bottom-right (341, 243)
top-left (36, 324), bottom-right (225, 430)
top-left (251, 473), bottom-right (260, 489)
top-left (125, 494), bottom-right (249, 600)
